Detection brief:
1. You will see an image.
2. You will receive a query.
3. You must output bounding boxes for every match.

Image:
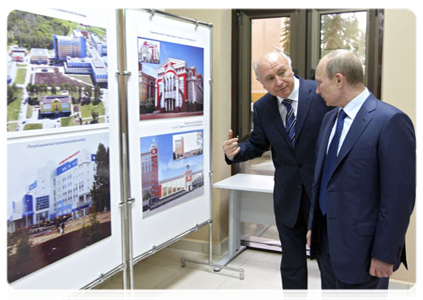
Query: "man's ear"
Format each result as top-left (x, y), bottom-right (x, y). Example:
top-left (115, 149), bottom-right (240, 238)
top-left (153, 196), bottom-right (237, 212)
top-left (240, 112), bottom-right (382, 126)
top-left (335, 73), bottom-right (345, 88)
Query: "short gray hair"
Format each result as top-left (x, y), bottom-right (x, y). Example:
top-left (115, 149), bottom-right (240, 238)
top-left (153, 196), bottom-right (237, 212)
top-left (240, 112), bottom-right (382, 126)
top-left (323, 50), bottom-right (364, 86)
top-left (253, 48), bottom-right (292, 80)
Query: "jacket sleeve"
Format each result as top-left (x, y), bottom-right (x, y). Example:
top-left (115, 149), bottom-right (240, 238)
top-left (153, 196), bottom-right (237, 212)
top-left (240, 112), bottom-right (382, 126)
top-left (371, 111), bottom-right (416, 267)
top-left (230, 102), bottom-right (270, 164)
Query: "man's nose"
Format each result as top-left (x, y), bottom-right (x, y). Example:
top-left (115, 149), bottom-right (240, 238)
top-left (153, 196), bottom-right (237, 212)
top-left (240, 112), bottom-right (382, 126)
top-left (276, 76), bottom-right (284, 86)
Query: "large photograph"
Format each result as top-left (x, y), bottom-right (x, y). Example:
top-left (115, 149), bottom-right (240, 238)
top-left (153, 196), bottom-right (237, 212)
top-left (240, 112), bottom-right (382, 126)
top-left (7, 10), bottom-right (109, 133)
top-left (141, 130), bottom-right (204, 217)
top-left (138, 37), bottom-right (204, 120)
top-left (7, 133), bottom-right (111, 283)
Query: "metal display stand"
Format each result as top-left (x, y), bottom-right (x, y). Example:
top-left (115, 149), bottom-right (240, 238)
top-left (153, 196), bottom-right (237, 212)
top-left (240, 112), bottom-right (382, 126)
top-left (116, 9), bottom-right (244, 289)
top-left (145, 10), bottom-right (244, 281)
top-left (4, 8), bottom-right (244, 300)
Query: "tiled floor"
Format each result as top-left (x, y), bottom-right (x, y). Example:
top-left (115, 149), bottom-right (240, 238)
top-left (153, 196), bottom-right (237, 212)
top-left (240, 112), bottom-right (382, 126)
top-left (94, 247), bottom-right (412, 291)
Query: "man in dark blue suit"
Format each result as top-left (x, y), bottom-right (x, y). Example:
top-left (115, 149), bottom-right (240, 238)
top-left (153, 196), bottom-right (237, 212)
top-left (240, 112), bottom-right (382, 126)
top-left (307, 50), bottom-right (415, 289)
top-left (223, 49), bottom-right (330, 289)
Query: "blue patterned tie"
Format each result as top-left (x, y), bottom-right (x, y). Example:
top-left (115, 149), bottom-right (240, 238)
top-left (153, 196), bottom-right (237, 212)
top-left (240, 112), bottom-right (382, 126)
top-left (282, 99), bottom-right (296, 146)
top-left (319, 109), bottom-right (347, 216)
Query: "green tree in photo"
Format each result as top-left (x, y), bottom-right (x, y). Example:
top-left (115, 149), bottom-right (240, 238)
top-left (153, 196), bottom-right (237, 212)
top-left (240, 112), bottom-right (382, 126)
top-left (90, 143), bottom-right (110, 213)
top-left (51, 83), bottom-right (57, 95)
top-left (83, 86), bottom-right (92, 104)
top-left (320, 12), bottom-right (366, 63)
top-left (93, 86), bottom-right (102, 105)
top-left (16, 231), bottom-right (31, 259)
top-left (7, 84), bottom-right (18, 105)
top-left (280, 17), bottom-right (291, 55)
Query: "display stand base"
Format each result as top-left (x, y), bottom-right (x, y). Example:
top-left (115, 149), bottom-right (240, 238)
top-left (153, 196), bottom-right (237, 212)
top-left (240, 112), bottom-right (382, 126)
top-left (181, 257), bottom-right (245, 280)
top-left (180, 222), bottom-right (244, 280)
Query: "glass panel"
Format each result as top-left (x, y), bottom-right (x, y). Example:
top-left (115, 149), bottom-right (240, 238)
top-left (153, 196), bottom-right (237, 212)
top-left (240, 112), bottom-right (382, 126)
top-left (320, 11), bottom-right (367, 72)
top-left (251, 17), bottom-right (290, 105)
top-left (240, 17), bottom-right (291, 176)
top-left (239, 17), bottom-right (291, 253)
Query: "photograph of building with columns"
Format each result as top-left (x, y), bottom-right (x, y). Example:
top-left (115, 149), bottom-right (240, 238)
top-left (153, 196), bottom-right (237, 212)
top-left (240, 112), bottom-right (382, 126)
top-left (140, 130), bottom-right (204, 217)
top-left (138, 38), bottom-right (204, 120)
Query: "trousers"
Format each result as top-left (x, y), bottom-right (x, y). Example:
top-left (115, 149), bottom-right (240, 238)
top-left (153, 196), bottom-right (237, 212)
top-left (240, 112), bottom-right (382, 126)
top-left (316, 216), bottom-right (389, 289)
top-left (275, 189), bottom-right (309, 289)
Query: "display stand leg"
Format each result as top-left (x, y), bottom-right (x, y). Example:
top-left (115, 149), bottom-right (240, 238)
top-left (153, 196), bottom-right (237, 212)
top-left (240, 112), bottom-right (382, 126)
top-left (181, 221), bottom-right (244, 280)
top-left (215, 189), bottom-right (247, 267)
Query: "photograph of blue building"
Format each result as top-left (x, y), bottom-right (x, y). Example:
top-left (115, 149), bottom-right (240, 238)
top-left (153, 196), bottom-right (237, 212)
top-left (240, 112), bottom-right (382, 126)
top-left (6, 10), bottom-right (109, 133)
top-left (7, 134), bottom-right (111, 283)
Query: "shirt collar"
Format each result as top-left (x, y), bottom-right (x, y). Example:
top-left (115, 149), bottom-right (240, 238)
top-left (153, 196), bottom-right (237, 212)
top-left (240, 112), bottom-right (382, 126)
top-left (341, 88), bottom-right (370, 120)
top-left (277, 76), bottom-right (300, 105)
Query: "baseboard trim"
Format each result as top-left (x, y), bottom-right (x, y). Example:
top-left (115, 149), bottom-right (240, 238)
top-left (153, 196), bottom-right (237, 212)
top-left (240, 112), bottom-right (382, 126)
top-left (168, 237), bottom-right (229, 256)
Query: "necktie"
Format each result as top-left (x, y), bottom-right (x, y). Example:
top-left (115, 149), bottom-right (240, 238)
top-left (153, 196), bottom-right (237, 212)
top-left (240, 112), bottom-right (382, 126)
top-left (282, 99), bottom-right (296, 146)
top-left (319, 109), bottom-right (347, 216)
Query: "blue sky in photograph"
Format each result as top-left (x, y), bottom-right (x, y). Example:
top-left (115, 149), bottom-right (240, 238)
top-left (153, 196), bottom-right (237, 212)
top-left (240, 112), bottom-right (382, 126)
top-left (138, 37), bottom-right (204, 77)
top-left (140, 130), bottom-right (204, 181)
top-left (7, 133), bottom-right (109, 218)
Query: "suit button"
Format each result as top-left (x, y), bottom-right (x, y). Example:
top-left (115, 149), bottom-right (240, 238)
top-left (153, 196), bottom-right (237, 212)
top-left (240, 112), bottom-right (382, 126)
top-left (298, 185), bottom-right (302, 190)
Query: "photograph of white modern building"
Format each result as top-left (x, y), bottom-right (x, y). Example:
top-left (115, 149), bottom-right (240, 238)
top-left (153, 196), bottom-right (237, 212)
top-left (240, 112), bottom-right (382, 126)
top-left (7, 133), bottom-right (111, 283)
top-left (8, 148), bottom-right (98, 231)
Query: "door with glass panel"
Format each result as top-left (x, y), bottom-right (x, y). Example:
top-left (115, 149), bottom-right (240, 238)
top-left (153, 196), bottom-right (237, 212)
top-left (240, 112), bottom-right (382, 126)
top-left (232, 9), bottom-right (383, 252)
top-left (309, 9), bottom-right (383, 96)
top-left (233, 10), bottom-right (304, 251)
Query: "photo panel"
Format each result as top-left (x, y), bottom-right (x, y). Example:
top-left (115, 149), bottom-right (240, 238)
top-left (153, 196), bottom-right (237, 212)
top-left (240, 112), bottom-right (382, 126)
top-left (125, 8), bottom-right (212, 259)
top-left (140, 129), bottom-right (204, 218)
top-left (5, 8), bottom-right (121, 290)
top-left (7, 132), bottom-right (111, 283)
top-left (137, 37), bottom-right (204, 120)
top-left (6, 9), bottom-right (110, 137)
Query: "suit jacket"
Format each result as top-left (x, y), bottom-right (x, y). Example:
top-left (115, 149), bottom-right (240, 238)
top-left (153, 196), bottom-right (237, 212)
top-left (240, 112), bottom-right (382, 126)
top-left (308, 93), bottom-right (416, 284)
top-left (226, 76), bottom-right (330, 228)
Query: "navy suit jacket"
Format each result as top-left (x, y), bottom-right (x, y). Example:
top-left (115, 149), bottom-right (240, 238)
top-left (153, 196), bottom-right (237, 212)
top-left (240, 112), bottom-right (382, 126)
top-left (308, 93), bottom-right (416, 284)
top-left (226, 76), bottom-right (330, 227)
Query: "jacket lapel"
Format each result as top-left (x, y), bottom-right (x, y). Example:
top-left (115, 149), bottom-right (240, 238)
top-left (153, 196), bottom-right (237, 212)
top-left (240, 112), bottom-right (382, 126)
top-left (295, 78), bottom-right (313, 141)
top-left (316, 110), bottom-right (338, 179)
top-left (333, 95), bottom-right (376, 173)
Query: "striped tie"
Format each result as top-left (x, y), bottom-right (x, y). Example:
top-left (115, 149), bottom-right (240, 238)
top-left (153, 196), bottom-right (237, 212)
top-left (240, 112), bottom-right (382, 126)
top-left (282, 99), bottom-right (296, 146)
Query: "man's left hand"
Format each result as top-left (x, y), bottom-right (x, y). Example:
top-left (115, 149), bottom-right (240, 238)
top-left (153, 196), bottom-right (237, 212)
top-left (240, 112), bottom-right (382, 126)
top-left (369, 257), bottom-right (394, 278)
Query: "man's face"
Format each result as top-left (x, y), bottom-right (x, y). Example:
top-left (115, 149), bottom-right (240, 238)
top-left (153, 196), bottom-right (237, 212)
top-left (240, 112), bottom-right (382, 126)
top-left (315, 60), bottom-right (340, 107)
top-left (256, 52), bottom-right (295, 99)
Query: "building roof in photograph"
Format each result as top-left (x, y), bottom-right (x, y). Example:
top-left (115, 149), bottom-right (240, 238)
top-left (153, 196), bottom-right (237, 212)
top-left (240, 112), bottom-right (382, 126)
top-left (30, 48), bottom-right (49, 57)
top-left (40, 95), bottom-right (71, 104)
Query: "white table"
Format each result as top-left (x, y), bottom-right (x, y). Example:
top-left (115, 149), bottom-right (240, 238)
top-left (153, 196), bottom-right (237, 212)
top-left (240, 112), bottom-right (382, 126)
top-left (213, 173), bottom-right (275, 265)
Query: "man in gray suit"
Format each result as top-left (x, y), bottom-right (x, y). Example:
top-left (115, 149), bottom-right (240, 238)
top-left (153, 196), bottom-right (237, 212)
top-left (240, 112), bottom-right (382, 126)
top-left (223, 49), bottom-right (330, 289)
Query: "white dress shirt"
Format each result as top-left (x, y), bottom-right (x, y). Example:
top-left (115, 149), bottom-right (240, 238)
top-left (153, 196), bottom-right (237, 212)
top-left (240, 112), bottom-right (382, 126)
top-left (277, 76), bottom-right (300, 126)
top-left (327, 88), bottom-right (370, 155)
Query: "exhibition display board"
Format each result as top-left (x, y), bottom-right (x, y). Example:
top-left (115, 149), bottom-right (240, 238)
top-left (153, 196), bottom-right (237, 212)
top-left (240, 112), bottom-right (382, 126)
top-left (5, 8), bottom-right (213, 290)
top-left (123, 9), bottom-right (213, 276)
top-left (6, 8), bottom-right (122, 289)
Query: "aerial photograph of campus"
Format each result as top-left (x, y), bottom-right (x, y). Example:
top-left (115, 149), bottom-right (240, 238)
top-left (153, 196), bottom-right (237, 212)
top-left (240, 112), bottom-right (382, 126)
top-left (140, 130), bottom-right (204, 217)
top-left (7, 10), bottom-right (109, 133)
top-left (7, 134), bottom-right (111, 283)
top-left (138, 37), bottom-right (204, 120)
